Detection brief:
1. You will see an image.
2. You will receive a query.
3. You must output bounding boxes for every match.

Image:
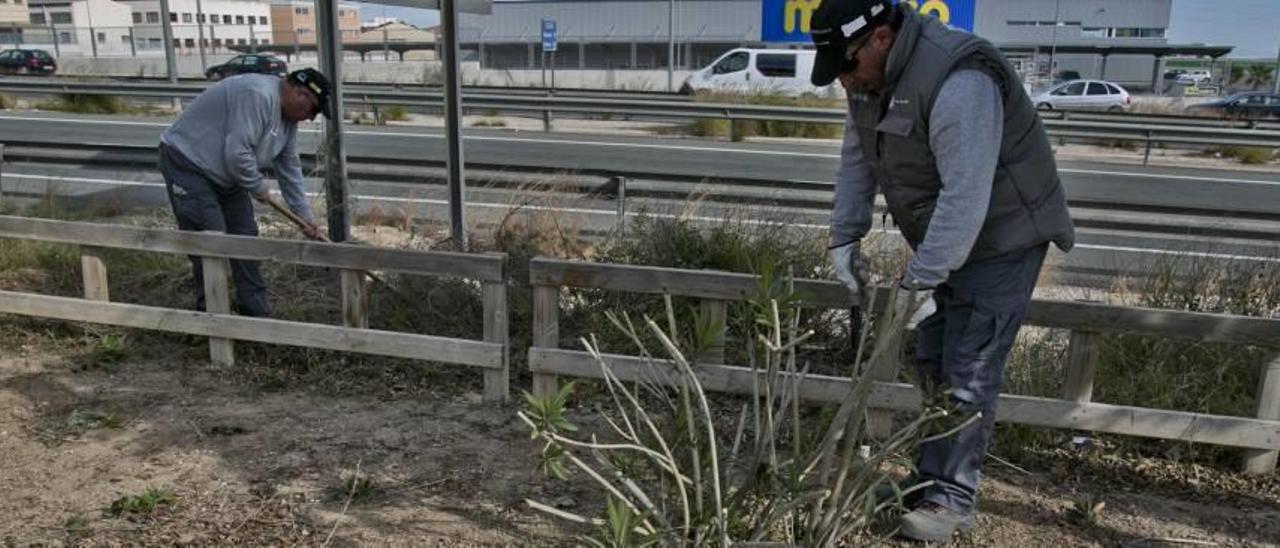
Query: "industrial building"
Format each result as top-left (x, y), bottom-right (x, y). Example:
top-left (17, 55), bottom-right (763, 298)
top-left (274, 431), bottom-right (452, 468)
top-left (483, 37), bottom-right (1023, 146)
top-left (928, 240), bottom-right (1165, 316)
top-left (459, 0), bottom-right (1231, 91)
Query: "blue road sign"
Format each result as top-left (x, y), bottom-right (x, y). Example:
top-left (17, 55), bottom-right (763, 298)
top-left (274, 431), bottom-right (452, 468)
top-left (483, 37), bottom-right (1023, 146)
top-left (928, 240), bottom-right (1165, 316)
top-left (761, 0), bottom-right (975, 43)
top-left (541, 18), bottom-right (558, 53)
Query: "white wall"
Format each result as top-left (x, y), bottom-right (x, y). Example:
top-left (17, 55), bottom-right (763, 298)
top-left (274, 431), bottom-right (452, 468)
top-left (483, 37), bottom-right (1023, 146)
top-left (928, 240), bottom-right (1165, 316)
top-left (128, 0), bottom-right (271, 53)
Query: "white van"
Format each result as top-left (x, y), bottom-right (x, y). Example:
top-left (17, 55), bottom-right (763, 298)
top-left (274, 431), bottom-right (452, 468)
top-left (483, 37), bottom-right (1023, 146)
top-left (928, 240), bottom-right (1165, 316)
top-left (681, 48), bottom-right (828, 97)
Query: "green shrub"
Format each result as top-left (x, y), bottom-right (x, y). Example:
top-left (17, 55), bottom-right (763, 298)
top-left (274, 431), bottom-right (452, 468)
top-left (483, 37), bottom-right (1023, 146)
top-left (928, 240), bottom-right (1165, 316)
top-left (0, 93), bottom-right (15, 110)
top-left (44, 94), bottom-right (133, 115)
top-left (382, 104), bottom-right (410, 122)
top-left (688, 91), bottom-right (842, 140)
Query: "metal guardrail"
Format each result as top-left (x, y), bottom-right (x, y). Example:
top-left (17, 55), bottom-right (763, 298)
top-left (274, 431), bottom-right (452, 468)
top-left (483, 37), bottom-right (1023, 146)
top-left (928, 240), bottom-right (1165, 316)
top-left (2, 80), bottom-right (1280, 156)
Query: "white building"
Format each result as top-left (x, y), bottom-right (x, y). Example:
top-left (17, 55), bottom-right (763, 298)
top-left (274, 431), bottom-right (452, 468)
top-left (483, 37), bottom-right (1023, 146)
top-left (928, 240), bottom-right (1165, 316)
top-left (23, 0), bottom-right (134, 56)
top-left (118, 0), bottom-right (271, 54)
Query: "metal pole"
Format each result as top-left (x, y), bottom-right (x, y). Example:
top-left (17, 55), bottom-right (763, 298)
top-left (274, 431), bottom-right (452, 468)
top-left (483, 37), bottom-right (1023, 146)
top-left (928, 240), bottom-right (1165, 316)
top-left (316, 0), bottom-right (349, 242)
top-left (128, 27), bottom-right (136, 57)
top-left (159, 0), bottom-right (178, 82)
top-left (383, 27), bottom-right (389, 62)
top-left (1048, 0), bottom-right (1060, 78)
top-left (196, 0), bottom-right (206, 71)
top-left (667, 0), bottom-right (674, 91)
top-left (1273, 35), bottom-right (1280, 94)
top-left (89, 26), bottom-right (98, 58)
top-left (441, 0), bottom-right (468, 250)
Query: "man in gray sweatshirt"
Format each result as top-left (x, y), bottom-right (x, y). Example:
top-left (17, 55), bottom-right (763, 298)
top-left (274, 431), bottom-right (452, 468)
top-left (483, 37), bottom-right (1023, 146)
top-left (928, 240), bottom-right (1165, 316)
top-left (810, 0), bottom-right (1074, 541)
top-left (159, 68), bottom-right (331, 317)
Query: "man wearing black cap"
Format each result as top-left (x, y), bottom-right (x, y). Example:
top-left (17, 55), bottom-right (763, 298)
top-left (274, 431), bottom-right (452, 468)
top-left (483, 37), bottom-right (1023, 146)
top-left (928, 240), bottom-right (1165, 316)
top-left (812, 0), bottom-right (1075, 541)
top-left (158, 68), bottom-right (332, 317)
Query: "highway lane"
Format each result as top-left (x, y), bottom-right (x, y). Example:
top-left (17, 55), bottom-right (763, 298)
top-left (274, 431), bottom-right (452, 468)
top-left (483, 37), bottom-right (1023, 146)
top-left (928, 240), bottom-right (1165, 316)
top-left (1, 162), bottom-right (1275, 293)
top-left (2, 112), bottom-right (1277, 221)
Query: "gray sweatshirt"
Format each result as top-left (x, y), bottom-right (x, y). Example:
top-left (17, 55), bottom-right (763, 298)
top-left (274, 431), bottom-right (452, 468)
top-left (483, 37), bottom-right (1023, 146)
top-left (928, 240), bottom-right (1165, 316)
top-left (160, 74), bottom-right (315, 223)
top-left (830, 69), bottom-right (1003, 288)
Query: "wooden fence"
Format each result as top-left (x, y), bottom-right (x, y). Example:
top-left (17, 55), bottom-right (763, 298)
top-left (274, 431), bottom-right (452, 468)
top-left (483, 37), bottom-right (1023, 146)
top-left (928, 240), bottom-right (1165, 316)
top-left (526, 258), bottom-right (1280, 474)
top-left (0, 216), bottom-right (511, 402)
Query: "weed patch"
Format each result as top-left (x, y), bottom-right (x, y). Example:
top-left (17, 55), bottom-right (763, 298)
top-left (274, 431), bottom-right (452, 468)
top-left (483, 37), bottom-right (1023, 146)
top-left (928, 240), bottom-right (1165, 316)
top-left (106, 488), bottom-right (176, 519)
top-left (41, 94), bottom-right (135, 115)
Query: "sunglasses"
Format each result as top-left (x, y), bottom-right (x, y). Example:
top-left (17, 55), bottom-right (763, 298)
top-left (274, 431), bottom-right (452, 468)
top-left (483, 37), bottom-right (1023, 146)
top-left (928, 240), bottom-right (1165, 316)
top-left (839, 33), bottom-right (873, 75)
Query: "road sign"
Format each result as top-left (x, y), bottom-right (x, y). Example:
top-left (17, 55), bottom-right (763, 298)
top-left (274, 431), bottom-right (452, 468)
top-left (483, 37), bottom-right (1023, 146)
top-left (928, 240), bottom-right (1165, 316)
top-left (761, 0), bottom-right (975, 43)
top-left (541, 17), bottom-right (557, 53)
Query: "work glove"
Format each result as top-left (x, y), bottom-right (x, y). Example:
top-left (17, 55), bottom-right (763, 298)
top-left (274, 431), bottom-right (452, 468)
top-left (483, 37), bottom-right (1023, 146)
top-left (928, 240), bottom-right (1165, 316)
top-left (829, 241), bottom-right (871, 304)
top-left (894, 278), bottom-right (937, 330)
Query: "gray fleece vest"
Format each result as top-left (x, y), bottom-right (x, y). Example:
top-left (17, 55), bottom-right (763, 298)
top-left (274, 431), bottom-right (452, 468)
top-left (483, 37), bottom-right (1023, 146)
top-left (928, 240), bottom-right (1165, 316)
top-left (851, 7), bottom-right (1075, 261)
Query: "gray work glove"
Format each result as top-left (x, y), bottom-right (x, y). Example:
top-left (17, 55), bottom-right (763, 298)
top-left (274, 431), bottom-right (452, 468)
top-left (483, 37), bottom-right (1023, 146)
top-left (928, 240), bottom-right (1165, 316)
top-left (829, 241), bottom-right (871, 304)
top-left (894, 279), bottom-right (937, 330)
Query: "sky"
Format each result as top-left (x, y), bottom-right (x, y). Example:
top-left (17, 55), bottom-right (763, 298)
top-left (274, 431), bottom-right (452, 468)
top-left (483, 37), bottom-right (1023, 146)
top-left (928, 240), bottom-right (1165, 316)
top-left (363, 0), bottom-right (1280, 60)
top-left (1168, 0), bottom-right (1280, 59)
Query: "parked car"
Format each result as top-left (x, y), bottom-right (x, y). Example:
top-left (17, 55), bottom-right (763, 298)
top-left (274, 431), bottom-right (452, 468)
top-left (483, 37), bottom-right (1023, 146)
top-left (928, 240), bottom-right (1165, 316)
top-left (1176, 69), bottom-right (1213, 84)
top-left (1186, 92), bottom-right (1280, 119)
top-left (0, 49), bottom-right (57, 75)
top-left (205, 54), bottom-right (287, 81)
top-left (1032, 79), bottom-right (1132, 112)
top-left (682, 48), bottom-right (822, 97)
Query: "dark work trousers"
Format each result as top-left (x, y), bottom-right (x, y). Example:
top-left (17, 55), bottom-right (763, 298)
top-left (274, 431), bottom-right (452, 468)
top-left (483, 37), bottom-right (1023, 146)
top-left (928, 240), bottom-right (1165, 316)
top-left (913, 243), bottom-right (1048, 514)
top-left (158, 144), bottom-right (269, 317)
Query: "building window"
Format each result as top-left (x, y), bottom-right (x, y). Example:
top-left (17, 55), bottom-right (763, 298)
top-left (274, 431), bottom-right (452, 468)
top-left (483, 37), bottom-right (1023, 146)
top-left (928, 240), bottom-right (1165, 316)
top-left (235, 15), bottom-right (244, 25)
top-left (184, 38), bottom-right (195, 47)
top-left (170, 12), bottom-right (177, 22)
top-left (182, 13), bottom-right (192, 23)
top-left (298, 28), bottom-right (311, 34)
top-left (121, 35), bottom-right (130, 44)
top-left (146, 12), bottom-right (159, 24)
top-left (58, 31), bottom-right (72, 44)
top-left (97, 32), bottom-right (106, 43)
top-left (132, 13), bottom-right (142, 24)
top-left (1081, 27), bottom-right (1105, 38)
top-left (295, 7), bottom-right (308, 15)
top-left (259, 16), bottom-right (268, 25)
top-left (237, 38), bottom-right (246, 45)
top-left (222, 15), bottom-right (231, 24)
top-left (51, 12), bottom-right (72, 24)
top-left (212, 38), bottom-right (221, 47)
top-left (29, 13), bottom-right (45, 25)
top-left (197, 14), bottom-right (205, 23)
top-left (260, 38), bottom-right (269, 45)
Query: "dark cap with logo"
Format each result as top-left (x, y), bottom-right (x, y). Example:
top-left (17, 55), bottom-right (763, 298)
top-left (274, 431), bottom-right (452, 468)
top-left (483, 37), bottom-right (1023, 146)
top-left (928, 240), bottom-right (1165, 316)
top-left (809, 0), bottom-right (893, 87)
top-left (287, 68), bottom-right (332, 117)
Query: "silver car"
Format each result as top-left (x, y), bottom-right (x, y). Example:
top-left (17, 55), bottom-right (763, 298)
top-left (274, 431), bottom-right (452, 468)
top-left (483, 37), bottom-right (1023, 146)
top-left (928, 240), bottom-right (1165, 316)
top-left (1032, 79), bottom-right (1132, 112)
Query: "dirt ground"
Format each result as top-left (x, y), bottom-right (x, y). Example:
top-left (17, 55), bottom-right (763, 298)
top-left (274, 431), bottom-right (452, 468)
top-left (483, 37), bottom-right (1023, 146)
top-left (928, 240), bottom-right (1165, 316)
top-left (1, 319), bottom-right (1278, 547)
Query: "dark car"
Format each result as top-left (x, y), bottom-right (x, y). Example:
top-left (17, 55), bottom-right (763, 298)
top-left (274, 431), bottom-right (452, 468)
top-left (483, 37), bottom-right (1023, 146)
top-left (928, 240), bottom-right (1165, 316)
top-left (1186, 92), bottom-right (1280, 119)
top-left (205, 54), bottom-right (287, 81)
top-left (0, 49), bottom-right (57, 75)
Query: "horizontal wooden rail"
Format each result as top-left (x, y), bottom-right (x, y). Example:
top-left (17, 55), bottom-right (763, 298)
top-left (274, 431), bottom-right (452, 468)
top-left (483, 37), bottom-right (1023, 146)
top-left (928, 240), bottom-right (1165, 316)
top-left (0, 290), bottom-right (506, 369)
top-left (529, 258), bottom-right (1280, 347)
top-left (0, 216), bottom-right (504, 282)
top-left (528, 348), bottom-right (1280, 451)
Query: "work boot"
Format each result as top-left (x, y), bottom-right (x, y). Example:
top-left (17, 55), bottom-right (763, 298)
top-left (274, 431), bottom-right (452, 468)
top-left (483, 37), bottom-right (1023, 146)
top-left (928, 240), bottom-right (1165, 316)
top-left (898, 501), bottom-right (975, 542)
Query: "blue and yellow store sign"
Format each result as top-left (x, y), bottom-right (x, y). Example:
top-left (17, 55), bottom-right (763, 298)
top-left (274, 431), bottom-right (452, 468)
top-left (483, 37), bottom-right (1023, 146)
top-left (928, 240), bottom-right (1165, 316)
top-left (761, 0), bottom-right (976, 43)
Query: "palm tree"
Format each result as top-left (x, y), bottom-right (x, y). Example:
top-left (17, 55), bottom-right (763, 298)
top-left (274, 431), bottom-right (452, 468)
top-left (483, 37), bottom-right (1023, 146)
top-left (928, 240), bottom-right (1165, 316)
top-left (1246, 64), bottom-right (1275, 90)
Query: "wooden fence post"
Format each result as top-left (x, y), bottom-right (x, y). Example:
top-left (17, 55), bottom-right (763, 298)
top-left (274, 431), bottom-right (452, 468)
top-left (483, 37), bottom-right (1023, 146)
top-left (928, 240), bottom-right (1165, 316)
top-left (340, 270), bottom-right (368, 328)
top-left (201, 254), bottom-right (234, 366)
top-left (1062, 330), bottom-right (1102, 403)
top-left (482, 280), bottom-right (509, 402)
top-left (531, 284), bottom-right (560, 399)
top-left (80, 246), bottom-right (109, 302)
top-left (697, 298), bottom-right (726, 365)
top-left (1242, 353), bottom-right (1280, 475)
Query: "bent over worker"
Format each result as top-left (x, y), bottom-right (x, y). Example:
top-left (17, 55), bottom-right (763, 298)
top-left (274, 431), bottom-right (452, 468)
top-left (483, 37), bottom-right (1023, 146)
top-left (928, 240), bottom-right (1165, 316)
top-left (811, 1), bottom-right (1075, 541)
top-left (159, 69), bottom-right (331, 317)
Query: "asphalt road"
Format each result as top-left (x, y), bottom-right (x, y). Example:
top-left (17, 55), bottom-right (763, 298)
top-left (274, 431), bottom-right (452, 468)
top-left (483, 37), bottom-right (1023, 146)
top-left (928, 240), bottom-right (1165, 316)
top-left (0, 111), bottom-right (1277, 287)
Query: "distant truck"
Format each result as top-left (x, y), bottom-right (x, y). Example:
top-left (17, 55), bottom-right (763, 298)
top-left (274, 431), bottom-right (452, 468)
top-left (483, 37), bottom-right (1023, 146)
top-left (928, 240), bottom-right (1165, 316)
top-left (681, 48), bottom-right (829, 97)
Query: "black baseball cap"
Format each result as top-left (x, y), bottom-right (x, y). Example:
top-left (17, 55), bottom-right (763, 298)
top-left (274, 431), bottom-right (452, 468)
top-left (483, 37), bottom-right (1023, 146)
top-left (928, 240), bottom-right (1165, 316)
top-left (288, 68), bottom-right (332, 117)
top-left (809, 0), bottom-right (893, 87)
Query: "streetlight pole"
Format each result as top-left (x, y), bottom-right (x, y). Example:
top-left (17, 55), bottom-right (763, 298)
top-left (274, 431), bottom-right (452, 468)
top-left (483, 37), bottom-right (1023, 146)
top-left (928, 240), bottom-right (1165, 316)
top-left (196, 0), bottom-right (207, 72)
top-left (667, 0), bottom-right (674, 92)
top-left (1048, 0), bottom-right (1061, 78)
top-left (1273, 34), bottom-right (1279, 94)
